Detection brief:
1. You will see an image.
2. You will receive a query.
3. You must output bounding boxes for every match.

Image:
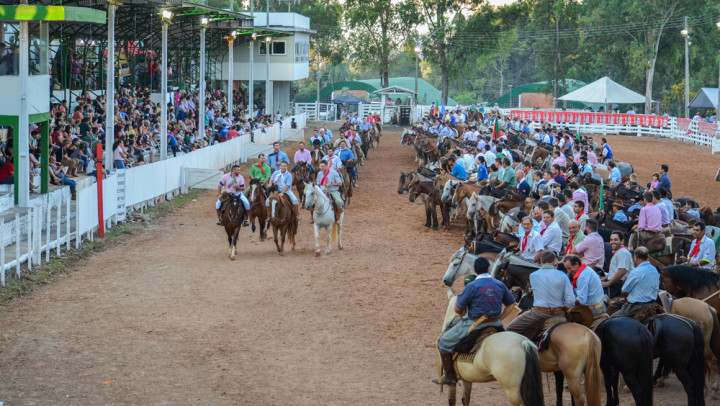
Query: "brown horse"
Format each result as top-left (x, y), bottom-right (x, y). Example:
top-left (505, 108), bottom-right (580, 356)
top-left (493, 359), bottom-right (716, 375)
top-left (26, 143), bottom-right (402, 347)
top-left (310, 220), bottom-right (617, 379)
top-left (292, 162), bottom-right (313, 206)
top-left (267, 192), bottom-right (298, 255)
top-left (397, 170), bottom-right (416, 195)
top-left (310, 147), bottom-right (325, 173)
top-left (220, 193), bottom-right (246, 259)
top-left (338, 166), bottom-right (354, 208)
top-left (247, 179), bottom-right (268, 243)
top-left (408, 176), bottom-right (448, 230)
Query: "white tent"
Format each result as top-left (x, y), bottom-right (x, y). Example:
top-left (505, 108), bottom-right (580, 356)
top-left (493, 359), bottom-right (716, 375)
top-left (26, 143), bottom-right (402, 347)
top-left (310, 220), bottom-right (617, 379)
top-left (558, 76), bottom-right (645, 105)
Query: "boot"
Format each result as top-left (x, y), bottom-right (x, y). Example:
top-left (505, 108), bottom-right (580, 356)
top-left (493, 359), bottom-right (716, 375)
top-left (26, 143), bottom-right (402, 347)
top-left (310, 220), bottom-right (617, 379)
top-left (216, 209), bottom-right (223, 226)
top-left (71, 190), bottom-right (77, 201)
top-left (438, 352), bottom-right (457, 385)
top-left (242, 213), bottom-right (250, 227)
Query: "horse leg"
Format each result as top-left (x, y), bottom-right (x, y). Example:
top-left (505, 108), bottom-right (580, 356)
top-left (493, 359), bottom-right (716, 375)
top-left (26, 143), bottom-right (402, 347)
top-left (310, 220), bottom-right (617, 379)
top-left (337, 217), bottom-right (344, 250)
top-left (425, 208), bottom-right (432, 229)
top-left (279, 227), bottom-right (286, 255)
top-left (554, 371), bottom-right (565, 406)
top-left (564, 374), bottom-right (583, 406)
top-left (622, 370), bottom-right (645, 406)
top-left (250, 217), bottom-right (257, 243)
top-left (230, 228), bottom-right (239, 260)
top-left (673, 368), bottom-right (697, 406)
top-left (326, 224), bottom-right (332, 255)
top-left (314, 223), bottom-right (321, 256)
top-left (259, 219), bottom-right (266, 241)
top-left (447, 383), bottom-right (457, 406)
top-left (273, 226), bottom-right (281, 253)
top-left (461, 382), bottom-right (472, 406)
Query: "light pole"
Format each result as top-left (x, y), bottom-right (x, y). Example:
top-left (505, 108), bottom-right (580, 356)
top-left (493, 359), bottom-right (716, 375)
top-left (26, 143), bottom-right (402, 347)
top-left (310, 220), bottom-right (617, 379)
top-left (315, 57), bottom-right (324, 119)
top-left (681, 17), bottom-right (690, 119)
top-left (227, 30), bottom-right (237, 122)
top-left (105, 2), bottom-right (117, 168)
top-left (414, 23), bottom-right (456, 107)
top-left (716, 21), bottom-right (720, 120)
top-left (160, 9), bottom-right (172, 161)
top-left (265, 36), bottom-right (271, 115)
top-left (249, 32), bottom-right (256, 117)
top-left (508, 84), bottom-right (513, 108)
top-left (198, 17), bottom-right (208, 143)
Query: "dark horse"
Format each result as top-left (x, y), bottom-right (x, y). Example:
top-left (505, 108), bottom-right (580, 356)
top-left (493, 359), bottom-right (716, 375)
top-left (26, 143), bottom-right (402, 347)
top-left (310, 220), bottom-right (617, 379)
top-left (594, 318), bottom-right (654, 406)
top-left (221, 193), bottom-right (246, 260)
top-left (247, 179), bottom-right (268, 243)
top-left (267, 191), bottom-right (298, 255)
top-left (407, 176), bottom-right (448, 230)
top-left (292, 162), bottom-right (313, 206)
top-left (660, 265), bottom-right (720, 315)
top-left (649, 314), bottom-right (706, 406)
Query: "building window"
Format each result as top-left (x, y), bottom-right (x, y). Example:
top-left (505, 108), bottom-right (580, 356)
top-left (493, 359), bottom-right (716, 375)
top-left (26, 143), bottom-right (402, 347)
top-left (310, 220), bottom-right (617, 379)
top-left (295, 41), bottom-right (309, 63)
top-left (260, 41), bottom-right (286, 55)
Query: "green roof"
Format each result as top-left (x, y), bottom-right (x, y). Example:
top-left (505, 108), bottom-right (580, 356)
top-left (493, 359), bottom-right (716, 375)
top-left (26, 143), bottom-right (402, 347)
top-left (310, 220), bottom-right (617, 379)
top-left (311, 77), bottom-right (457, 105)
top-left (492, 79), bottom-right (588, 107)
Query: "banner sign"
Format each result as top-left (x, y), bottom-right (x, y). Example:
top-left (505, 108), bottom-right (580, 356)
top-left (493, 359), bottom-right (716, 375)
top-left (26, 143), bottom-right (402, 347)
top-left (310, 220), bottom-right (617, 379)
top-left (676, 118), bottom-right (691, 131)
top-left (509, 110), bottom-right (669, 128)
top-left (697, 121), bottom-right (718, 138)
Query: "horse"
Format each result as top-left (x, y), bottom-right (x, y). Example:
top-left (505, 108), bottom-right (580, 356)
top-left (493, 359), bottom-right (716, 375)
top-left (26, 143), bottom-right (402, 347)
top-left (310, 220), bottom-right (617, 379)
top-left (292, 162), bottom-right (313, 206)
top-left (220, 194), bottom-right (246, 260)
top-left (302, 183), bottom-right (343, 256)
top-left (442, 246), bottom-right (500, 287)
top-left (310, 147), bottom-right (325, 173)
top-left (247, 179), bottom-right (268, 243)
top-left (440, 288), bottom-right (544, 406)
top-left (665, 297), bottom-right (720, 397)
top-left (649, 314), bottom-right (706, 406)
top-left (397, 170), bottom-right (415, 195)
top-left (267, 191), bottom-right (298, 255)
top-left (660, 265), bottom-right (720, 315)
top-left (594, 317), bottom-right (654, 406)
top-left (338, 165), bottom-right (354, 208)
top-left (408, 175), bottom-right (448, 230)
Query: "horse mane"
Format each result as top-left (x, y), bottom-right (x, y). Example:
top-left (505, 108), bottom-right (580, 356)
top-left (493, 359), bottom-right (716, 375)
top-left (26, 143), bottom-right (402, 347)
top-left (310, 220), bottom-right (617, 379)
top-left (663, 265), bottom-right (720, 291)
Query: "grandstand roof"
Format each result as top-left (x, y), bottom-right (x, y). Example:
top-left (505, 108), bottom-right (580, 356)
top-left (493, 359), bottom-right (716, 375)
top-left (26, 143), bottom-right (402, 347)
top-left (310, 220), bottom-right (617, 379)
top-left (313, 77), bottom-right (456, 105)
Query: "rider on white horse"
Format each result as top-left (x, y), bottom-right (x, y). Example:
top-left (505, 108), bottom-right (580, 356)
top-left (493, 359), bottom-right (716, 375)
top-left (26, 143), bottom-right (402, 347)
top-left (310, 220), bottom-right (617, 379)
top-left (216, 164), bottom-right (250, 226)
top-left (436, 257), bottom-right (517, 385)
top-left (317, 160), bottom-right (344, 223)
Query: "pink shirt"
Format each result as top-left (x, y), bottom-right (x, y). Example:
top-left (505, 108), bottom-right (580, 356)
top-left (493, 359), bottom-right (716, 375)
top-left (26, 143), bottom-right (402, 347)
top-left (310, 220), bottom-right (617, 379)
top-left (294, 148), bottom-right (312, 164)
top-left (587, 151), bottom-right (598, 167)
top-left (552, 154), bottom-right (567, 167)
top-left (219, 173), bottom-right (245, 194)
top-left (638, 203), bottom-right (662, 232)
top-left (573, 189), bottom-right (589, 214)
top-left (574, 232), bottom-right (605, 268)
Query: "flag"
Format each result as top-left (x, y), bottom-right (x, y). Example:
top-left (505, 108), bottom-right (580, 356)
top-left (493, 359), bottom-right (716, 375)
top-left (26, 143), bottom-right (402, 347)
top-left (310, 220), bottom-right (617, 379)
top-left (576, 127), bottom-right (581, 141)
top-left (440, 101), bottom-right (445, 117)
top-left (599, 181), bottom-right (604, 212)
top-left (493, 119), bottom-right (499, 140)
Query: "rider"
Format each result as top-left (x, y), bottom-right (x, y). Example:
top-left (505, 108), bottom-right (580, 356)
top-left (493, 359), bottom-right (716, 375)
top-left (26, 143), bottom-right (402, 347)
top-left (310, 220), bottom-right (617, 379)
top-left (603, 231), bottom-right (633, 299)
top-left (291, 141), bottom-right (315, 174)
top-left (436, 257), bottom-right (517, 385)
top-left (562, 254), bottom-right (606, 318)
top-left (506, 250), bottom-right (575, 340)
top-left (448, 155), bottom-right (467, 180)
top-left (519, 216), bottom-right (543, 263)
top-left (267, 141), bottom-right (290, 171)
top-left (358, 117), bottom-right (372, 132)
top-left (316, 160), bottom-right (344, 223)
top-left (249, 153), bottom-right (271, 184)
top-left (308, 129), bottom-right (324, 146)
top-left (570, 218), bottom-right (605, 270)
top-left (679, 221), bottom-right (716, 269)
top-left (266, 161), bottom-right (300, 218)
top-left (322, 147), bottom-right (342, 172)
top-left (610, 247), bottom-right (660, 319)
top-left (216, 164), bottom-right (250, 227)
top-left (336, 140), bottom-right (358, 188)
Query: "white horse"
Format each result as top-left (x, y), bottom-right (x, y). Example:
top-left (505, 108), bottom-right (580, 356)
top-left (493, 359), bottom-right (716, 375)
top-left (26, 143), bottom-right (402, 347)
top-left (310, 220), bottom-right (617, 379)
top-left (303, 182), bottom-right (343, 256)
top-left (443, 247), bottom-right (479, 287)
top-left (496, 210), bottom-right (520, 234)
top-left (439, 288), bottom-right (544, 406)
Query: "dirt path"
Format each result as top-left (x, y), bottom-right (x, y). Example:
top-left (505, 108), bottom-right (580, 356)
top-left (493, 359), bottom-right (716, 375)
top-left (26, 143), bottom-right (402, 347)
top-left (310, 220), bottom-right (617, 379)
top-left (0, 126), bottom-right (695, 405)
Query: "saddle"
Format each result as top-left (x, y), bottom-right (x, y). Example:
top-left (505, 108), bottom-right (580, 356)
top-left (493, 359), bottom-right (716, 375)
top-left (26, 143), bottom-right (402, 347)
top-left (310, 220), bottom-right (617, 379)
top-left (453, 321), bottom-right (504, 358)
top-left (537, 321), bottom-right (567, 352)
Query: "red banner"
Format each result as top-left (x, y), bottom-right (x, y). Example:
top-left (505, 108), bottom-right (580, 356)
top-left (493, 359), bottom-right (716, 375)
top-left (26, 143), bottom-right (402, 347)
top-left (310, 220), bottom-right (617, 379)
top-left (676, 118), bottom-right (691, 130)
top-left (698, 121), bottom-right (718, 138)
top-left (510, 110), bottom-right (669, 128)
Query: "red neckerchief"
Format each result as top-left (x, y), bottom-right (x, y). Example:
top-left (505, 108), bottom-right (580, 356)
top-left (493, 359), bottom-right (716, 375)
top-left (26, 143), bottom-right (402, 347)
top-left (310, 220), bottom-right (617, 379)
top-left (320, 170), bottom-right (330, 186)
top-left (689, 238), bottom-right (701, 260)
top-left (540, 225), bottom-right (548, 236)
top-left (522, 233), bottom-right (529, 251)
top-left (612, 246), bottom-right (625, 256)
top-left (576, 213), bottom-right (582, 221)
top-left (566, 235), bottom-right (575, 255)
top-left (572, 264), bottom-right (587, 289)
top-left (255, 163), bottom-right (264, 175)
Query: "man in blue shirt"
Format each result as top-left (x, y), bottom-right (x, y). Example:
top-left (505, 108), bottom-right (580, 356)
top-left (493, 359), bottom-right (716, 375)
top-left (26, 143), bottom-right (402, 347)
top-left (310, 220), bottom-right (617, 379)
top-left (506, 251), bottom-right (575, 340)
top-left (563, 255), bottom-right (606, 318)
top-left (610, 247), bottom-right (660, 319)
top-left (436, 257), bottom-right (516, 385)
top-left (448, 155), bottom-right (467, 180)
top-left (612, 201), bottom-right (628, 223)
top-left (475, 156), bottom-right (488, 182)
top-left (658, 164), bottom-right (671, 190)
top-left (600, 138), bottom-right (613, 163)
top-left (579, 156), bottom-right (593, 175)
top-left (336, 140), bottom-right (358, 187)
top-left (267, 142), bottom-right (290, 171)
top-left (358, 118), bottom-right (372, 132)
top-left (607, 160), bottom-right (622, 184)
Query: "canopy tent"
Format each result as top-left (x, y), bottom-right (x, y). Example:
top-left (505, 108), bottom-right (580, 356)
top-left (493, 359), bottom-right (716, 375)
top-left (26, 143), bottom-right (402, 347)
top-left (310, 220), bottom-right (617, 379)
top-left (558, 76), bottom-right (646, 105)
top-left (689, 88), bottom-right (719, 109)
top-left (331, 94), bottom-right (368, 104)
top-left (373, 85), bottom-right (416, 96)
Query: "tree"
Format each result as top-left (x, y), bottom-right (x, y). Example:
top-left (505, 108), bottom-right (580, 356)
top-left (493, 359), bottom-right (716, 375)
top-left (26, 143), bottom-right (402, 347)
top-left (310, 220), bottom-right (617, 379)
top-left (344, 0), bottom-right (414, 88)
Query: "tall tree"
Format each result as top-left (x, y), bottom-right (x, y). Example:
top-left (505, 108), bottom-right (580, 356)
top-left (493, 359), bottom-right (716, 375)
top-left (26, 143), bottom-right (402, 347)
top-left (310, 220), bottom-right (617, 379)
top-left (344, 0), bottom-right (413, 88)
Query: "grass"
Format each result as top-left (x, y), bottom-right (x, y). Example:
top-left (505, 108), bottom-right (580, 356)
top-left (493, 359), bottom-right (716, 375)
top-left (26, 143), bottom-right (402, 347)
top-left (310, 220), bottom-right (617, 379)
top-left (0, 188), bottom-right (205, 306)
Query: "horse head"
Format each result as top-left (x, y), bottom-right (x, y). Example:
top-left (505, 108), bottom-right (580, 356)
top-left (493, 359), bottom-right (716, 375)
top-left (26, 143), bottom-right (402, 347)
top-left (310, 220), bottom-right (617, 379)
top-left (302, 181), bottom-right (316, 210)
top-left (466, 191), bottom-right (479, 220)
top-left (489, 248), bottom-right (509, 278)
top-left (443, 246), bottom-right (476, 287)
top-left (441, 180), bottom-right (458, 203)
top-left (397, 172), bottom-right (407, 195)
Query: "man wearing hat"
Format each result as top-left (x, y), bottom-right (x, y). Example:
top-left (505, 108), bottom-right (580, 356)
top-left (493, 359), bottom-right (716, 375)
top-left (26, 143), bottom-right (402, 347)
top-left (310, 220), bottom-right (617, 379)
top-left (435, 257), bottom-right (517, 385)
top-left (612, 201), bottom-right (628, 224)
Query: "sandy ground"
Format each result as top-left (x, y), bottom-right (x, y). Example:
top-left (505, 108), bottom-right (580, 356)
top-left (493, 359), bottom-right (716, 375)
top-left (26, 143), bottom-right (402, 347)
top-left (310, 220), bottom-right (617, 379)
top-left (0, 126), bottom-right (707, 405)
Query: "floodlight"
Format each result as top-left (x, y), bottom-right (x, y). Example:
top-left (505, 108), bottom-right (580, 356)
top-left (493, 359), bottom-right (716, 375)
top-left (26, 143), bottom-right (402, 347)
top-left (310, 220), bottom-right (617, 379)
top-left (162, 10), bottom-right (173, 21)
top-left (265, 36), bottom-right (272, 42)
top-left (680, 29), bottom-right (689, 37)
top-left (201, 17), bottom-right (209, 26)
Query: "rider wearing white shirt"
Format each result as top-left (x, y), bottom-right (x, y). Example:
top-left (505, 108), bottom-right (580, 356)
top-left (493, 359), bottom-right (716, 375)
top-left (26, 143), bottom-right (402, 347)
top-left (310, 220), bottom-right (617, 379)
top-left (266, 162), bottom-right (299, 217)
top-left (520, 216), bottom-right (544, 262)
top-left (540, 210), bottom-right (563, 255)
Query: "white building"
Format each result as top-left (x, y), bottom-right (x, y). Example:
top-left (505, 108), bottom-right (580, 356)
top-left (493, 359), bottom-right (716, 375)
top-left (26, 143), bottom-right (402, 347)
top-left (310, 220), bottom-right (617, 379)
top-left (219, 12), bottom-right (312, 115)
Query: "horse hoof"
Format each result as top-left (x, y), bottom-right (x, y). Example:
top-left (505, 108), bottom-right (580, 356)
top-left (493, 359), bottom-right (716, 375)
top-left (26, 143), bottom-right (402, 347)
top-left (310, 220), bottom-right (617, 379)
top-left (230, 256), bottom-right (236, 260)
top-left (432, 227), bottom-right (439, 231)
top-left (315, 251), bottom-right (321, 257)
top-left (339, 245), bottom-right (344, 251)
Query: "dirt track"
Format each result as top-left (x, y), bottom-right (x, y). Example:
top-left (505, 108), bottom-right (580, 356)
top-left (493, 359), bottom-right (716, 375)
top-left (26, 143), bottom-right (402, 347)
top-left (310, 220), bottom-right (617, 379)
top-left (0, 126), bottom-right (708, 405)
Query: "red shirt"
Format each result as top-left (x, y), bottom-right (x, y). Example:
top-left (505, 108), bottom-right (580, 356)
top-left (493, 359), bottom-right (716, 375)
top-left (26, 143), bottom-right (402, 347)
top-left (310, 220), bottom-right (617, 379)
top-left (0, 162), bottom-right (14, 181)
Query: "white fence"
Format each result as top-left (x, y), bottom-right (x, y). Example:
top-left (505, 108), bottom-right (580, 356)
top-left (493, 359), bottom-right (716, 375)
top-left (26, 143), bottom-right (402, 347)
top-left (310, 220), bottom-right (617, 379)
top-left (294, 103), bottom-right (336, 121)
top-left (0, 113), bottom-right (307, 286)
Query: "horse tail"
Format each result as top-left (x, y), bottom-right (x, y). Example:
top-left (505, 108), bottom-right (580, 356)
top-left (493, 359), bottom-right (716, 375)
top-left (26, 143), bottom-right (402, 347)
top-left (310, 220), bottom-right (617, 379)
top-left (709, 307), bottom-right (720, 377)
top-left (520, 340), bottom-right (544, 406)
top-left (584, 331), bottom-right (602, 406)
top-left (689, 321), bottom-right (706, 404)
top-left (635, 324), bottom-right (655, 406)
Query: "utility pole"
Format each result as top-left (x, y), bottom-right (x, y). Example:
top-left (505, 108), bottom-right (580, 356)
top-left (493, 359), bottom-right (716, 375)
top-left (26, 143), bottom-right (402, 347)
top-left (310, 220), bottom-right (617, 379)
top-left (684, 16), bottom-right (690, 119)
